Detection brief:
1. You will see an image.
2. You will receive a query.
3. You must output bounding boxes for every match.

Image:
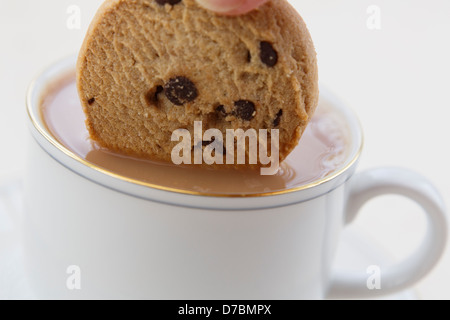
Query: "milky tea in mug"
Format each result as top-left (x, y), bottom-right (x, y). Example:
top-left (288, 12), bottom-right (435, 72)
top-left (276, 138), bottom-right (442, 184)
top-left (40, 71), bottom-right (351, 194)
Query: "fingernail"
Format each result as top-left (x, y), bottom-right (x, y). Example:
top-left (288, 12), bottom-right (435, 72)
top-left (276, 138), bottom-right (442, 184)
top-left (196, 0), bottom-right (245, 13)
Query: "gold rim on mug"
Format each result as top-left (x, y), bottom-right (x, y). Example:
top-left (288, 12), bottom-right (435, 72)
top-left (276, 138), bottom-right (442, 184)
top-left (26, 69), bottom-right (364, 198)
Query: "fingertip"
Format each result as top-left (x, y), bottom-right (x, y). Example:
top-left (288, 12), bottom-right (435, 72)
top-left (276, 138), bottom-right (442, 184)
top-left (196, 0), bottom-right (245, 14)
top-left (197, 0), bottom-right (268, 15)
top-left (224, 0), bottom-right (269, 15)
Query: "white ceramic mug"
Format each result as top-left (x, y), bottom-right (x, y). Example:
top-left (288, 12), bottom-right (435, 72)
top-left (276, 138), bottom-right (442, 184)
top-left (23, 57), bottom-right (447, 299)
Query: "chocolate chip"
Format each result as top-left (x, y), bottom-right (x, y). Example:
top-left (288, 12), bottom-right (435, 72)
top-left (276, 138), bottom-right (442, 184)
top-left (88, 98), bottom-right (95, 105)
top-left (234, 100), bottom-right (256, 121)
top-left (164, 76), bottom-right (198, 106)
top-left (260, 41), bottom-right (278, 67)
top-left (156, 0), bottom-right (182, 5)
top-left (202, 138), bottom-right (226, 156)
top-left (146, 85), bottom-right (164, 105)
top-left (247, 50), bottom-right (252, 63)
top-left (202, 137), bottom-right (215, 146)
top-left (273, 109), bottom-right (283, 127)
top-left (155, 85), bottom-right (164, 99)
top-left (216, 105), bottom-right (227, 117)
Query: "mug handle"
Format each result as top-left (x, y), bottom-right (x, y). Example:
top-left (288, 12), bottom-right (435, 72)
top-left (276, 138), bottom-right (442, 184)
top-left (328, 167), bottom-right (448, 299)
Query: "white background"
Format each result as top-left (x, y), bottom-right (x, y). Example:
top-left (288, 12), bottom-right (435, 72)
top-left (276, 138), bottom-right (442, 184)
top-left (0, 0), bottom-right (449, 299)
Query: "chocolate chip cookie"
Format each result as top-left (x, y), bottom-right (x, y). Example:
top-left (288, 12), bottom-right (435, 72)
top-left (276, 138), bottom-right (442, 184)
top-left (77, 0), bottom-right (318, 165)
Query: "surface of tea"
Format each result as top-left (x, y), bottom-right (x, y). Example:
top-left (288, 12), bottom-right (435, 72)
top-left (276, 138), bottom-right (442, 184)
top-left (41, 73), bottom-right (351, 195)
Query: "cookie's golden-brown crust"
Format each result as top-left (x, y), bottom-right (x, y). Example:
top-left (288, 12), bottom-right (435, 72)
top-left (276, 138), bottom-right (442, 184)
top-left (77, 0), bottom-right (318, 164)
